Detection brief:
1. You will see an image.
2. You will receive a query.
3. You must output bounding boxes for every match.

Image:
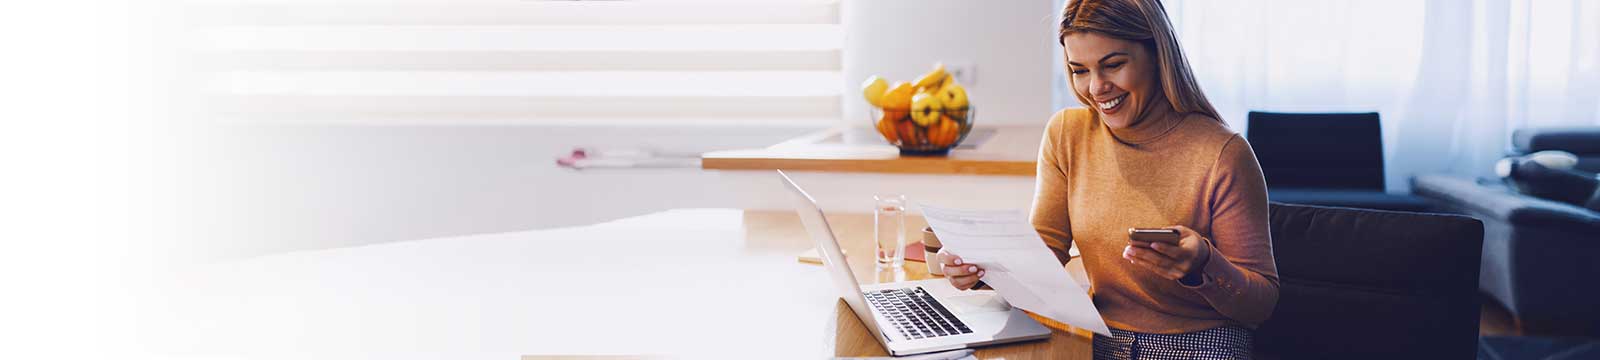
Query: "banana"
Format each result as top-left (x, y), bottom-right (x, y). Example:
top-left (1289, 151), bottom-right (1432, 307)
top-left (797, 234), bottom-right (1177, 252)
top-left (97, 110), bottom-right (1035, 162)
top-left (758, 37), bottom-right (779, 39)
top-left (913, 63), bottom-right (949, 92)
top-left (861, 76), bottom-right (888, 107)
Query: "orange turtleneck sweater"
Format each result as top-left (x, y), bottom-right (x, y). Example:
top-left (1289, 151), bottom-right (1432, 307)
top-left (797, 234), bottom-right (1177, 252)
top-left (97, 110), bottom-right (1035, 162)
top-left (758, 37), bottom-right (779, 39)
top-left (1030, 107), bottom-right (1279, 334)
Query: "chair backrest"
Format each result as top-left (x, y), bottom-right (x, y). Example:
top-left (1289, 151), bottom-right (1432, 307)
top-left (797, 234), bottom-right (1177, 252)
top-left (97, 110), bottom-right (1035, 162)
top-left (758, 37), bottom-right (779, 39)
top-left (1246, 111), bottom-right (1385, 191)
top-left (1254, 203), bottom-right (1483, 359)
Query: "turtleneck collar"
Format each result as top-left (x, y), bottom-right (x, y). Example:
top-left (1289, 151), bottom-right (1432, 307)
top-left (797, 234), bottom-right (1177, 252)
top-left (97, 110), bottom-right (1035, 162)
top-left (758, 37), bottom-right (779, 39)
top-left (1105, 97), bottom-right (1185, 145)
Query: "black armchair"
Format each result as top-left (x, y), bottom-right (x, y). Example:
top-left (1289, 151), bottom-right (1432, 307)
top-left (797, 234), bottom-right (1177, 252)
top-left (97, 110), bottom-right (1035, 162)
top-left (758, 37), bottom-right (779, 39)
top-left (1254, 203), bottom-right (1483, 359)
top-left (1246, 111), bottom-right (1432, 211)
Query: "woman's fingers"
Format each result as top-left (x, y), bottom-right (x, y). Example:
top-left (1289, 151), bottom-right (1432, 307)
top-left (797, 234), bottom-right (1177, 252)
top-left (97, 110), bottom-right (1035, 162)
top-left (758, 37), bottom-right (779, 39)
top-left (937, 249), bottom-right (986, 290)
top-left (943, 263), bottom-right (982, 277)
top-left (1124, 245), bottom-right (1175, 267)
top-left (937, 249), bottom-right (981, 276)
top-left (1124, 245), bottom-right (1184, 279)
top-left (937, 249), bottom-right (965, 267)
top-left (1146, 241), bottom-right (1192, 261)
top-left (949, 273), bottom-right (979, 289)
top-left (1125, 252), bottom-right (1185, 280)
top-left (1159, 225), bottom-right (1211, 276)
top-left (948, 270), bottom-right (987, 290)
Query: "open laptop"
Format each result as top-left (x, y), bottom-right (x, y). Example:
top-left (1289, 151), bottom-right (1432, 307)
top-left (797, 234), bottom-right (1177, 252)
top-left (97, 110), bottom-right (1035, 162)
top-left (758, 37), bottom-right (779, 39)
top-left (778, 170), bottom-right (1051, 356)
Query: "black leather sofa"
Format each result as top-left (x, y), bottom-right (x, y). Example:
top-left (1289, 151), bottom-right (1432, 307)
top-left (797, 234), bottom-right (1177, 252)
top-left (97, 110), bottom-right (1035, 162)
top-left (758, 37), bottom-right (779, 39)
top-left (1411, 127), bottom-right (1600, 336)
top-left (1253, 203), bottom-right (1483, 359)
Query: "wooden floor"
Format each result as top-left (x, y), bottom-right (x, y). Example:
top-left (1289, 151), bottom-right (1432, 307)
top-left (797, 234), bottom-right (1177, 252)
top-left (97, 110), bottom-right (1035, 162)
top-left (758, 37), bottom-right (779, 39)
top-left (1479, 294), bottom-right (1519, 336)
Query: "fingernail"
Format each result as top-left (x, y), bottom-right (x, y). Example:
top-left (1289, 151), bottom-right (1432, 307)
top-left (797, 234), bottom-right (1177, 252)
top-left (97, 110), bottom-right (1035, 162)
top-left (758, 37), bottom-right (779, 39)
top-left (978, 270), bottom-right (986, 277)
top-left (954, 258), bottom-right (963, 265)
top-left (968, 266), bottom-right (977, 272)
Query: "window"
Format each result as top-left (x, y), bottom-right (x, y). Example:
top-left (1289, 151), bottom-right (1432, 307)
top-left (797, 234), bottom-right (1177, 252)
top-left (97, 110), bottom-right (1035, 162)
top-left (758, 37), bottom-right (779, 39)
top-left (191, 0), bottom-right (843, 125)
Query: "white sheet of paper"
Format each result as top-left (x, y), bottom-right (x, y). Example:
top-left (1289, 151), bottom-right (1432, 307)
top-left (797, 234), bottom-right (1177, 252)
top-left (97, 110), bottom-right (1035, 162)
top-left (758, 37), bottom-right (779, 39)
top-left (918, 204), bottom-right (1112, 336)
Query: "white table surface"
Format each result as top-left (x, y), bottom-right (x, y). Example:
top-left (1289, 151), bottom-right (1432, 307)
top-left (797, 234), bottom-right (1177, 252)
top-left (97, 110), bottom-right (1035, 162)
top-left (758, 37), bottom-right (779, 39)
top-left (151, 209), bottom-right (841, 359)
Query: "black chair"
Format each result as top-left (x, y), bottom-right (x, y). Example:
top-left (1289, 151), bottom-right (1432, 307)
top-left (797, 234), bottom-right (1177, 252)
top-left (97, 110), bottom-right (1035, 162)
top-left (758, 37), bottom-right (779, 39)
top-left (1254, 203), bottom-right (1483, 359)
top-left (1246, 111), bottom-right (1432, 211)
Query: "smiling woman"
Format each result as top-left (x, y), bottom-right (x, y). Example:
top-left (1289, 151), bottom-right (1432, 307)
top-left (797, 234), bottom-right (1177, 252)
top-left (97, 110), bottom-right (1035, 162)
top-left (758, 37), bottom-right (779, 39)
top-left (1058, 0), bottom-right (1219, 130)
top-left (936, 0), bottom-right (1278, 359)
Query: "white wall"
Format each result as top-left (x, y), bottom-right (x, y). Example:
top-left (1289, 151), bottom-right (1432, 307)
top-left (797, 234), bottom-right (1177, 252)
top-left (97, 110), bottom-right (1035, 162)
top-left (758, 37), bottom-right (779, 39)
top-left (163, 1), bottom-right (1060, 260)
top-left (173, 124), bottom-right (1038, 260)
top-left (842, 0), bottom-right (1058, 127)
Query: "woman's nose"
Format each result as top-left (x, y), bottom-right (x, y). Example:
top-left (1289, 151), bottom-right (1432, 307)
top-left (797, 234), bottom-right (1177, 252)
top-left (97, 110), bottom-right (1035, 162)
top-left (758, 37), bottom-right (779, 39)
top-left (1089, 73), bottom-right (1112, 97)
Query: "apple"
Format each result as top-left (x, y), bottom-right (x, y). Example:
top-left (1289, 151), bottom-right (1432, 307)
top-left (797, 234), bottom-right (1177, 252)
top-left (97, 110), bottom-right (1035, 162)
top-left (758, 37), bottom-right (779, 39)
top-left (936, 82), bottom-right (968, 119)
top-left (861, 76), bottom-right (888, 107)
top-left (911, 92), bottom-right (944, 127)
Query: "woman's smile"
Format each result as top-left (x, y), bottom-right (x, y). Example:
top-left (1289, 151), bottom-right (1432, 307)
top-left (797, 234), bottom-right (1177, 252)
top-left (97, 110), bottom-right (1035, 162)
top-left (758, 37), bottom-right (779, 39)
top-left (1096, 93), bottom-right (1128, 115)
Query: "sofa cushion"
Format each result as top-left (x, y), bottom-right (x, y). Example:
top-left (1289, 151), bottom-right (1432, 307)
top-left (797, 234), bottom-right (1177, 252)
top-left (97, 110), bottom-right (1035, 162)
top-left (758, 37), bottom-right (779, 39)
top-left (1501, 157), bottom-right (1600, 211)
top-left (1253, 203), bottom-right (1482, 359)
top-left (1512, 127), bottom-right (1600, 172)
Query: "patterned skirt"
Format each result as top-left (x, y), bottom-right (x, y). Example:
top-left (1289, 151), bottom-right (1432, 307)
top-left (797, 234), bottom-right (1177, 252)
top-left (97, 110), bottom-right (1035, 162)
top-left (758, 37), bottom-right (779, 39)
top-left (1092, 325), bottom-right (1253, 360)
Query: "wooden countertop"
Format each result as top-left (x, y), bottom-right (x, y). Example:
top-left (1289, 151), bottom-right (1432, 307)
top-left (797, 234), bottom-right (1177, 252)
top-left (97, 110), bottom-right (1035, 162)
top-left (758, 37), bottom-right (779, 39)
top-left (701, 125), bottom-right (1043, 176)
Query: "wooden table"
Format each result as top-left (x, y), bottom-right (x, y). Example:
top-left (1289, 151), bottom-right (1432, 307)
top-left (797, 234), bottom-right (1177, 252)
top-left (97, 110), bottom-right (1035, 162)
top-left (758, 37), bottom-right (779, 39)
top-left (168, 208), bottom-right (1091, 358)
top-left (700, 126), bottom-right (1043, 176)
top-left (516, 210), bottom-right (1094, 359)
top-left (744, 210), bottom-right (1095, 358)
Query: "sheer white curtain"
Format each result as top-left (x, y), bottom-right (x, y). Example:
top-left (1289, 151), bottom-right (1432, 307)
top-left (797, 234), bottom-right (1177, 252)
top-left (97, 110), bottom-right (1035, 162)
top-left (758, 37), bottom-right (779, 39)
top-left (1051, 0), bottom-right (1600, 191)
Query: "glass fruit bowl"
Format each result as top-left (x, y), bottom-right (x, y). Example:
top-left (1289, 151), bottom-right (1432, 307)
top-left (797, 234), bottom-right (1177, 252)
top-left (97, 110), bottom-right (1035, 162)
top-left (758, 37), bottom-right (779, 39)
top-left (869, 105), bottom-right (975, 155)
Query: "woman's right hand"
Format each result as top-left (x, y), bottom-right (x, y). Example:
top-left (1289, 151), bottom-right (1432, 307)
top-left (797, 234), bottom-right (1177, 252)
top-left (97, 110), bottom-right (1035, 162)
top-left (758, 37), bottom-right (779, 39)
top-left (937, 249), bottom-right (986, 290)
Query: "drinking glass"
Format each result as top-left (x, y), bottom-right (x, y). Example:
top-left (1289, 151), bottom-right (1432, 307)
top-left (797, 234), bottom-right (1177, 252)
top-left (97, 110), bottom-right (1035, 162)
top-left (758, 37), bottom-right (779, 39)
top-left (874, 195), bottom-right (907, 269)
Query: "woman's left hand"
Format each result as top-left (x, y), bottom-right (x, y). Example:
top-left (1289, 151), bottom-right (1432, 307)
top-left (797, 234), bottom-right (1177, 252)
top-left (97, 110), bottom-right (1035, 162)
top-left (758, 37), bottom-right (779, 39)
top-left (1123, 225), bottom-right (1211, 281)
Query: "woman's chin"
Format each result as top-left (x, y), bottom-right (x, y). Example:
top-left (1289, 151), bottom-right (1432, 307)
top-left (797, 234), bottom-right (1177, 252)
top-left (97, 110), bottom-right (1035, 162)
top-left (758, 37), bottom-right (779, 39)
top-left (1101, 113), bottom-right (1132, 129)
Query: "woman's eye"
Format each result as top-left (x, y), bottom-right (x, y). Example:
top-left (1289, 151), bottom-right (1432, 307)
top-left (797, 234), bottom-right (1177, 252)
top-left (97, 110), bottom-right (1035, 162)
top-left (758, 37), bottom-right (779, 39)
top-left (1106, 62), bottom-right (1125, 69)
top-left (1071, 69), bottom-right (1088, 75)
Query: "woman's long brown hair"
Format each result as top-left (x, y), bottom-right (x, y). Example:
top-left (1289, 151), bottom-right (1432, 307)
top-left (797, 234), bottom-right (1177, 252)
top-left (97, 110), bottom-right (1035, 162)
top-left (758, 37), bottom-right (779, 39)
top-left (1060, 0), bottom-right (1221, 122)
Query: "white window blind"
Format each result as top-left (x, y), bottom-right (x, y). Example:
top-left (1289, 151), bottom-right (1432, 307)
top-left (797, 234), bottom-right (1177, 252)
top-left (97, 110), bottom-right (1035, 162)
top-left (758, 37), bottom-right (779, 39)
top-left (191, 0), bottom-right (842, 125)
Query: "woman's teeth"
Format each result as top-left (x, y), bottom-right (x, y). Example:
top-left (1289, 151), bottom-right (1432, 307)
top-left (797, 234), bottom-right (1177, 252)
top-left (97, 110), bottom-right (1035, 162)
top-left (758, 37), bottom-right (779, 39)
top-left (1098, 95), bottom-right (1124, 110)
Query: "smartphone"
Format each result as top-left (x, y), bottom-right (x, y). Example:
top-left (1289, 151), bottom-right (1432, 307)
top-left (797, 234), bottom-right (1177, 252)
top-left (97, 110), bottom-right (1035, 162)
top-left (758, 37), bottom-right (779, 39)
top-left (1128, 228), bottom-right (1181, 244)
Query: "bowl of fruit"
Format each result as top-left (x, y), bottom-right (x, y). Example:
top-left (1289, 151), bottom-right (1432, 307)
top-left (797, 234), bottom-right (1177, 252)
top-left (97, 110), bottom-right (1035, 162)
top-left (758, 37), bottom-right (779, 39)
top-left (863, 64), bottom-right (973, 156)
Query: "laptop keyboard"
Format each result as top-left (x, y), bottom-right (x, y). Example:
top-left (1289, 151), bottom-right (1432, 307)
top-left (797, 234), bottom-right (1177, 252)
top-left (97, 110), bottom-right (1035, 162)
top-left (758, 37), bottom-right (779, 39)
top-left (863, 287), bottom-right (973, 340)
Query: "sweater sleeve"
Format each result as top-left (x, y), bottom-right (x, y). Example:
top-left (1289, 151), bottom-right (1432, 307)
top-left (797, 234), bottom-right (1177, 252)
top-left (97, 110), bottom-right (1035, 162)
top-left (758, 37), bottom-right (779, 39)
top-left (1183, 134), bottom-right (1280, 327)
top-left (1030, 110), bottom-right (1074, 265)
